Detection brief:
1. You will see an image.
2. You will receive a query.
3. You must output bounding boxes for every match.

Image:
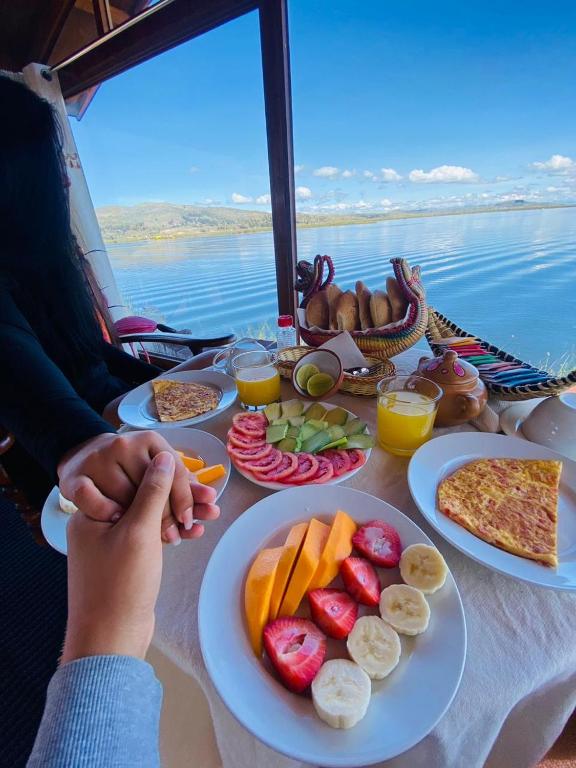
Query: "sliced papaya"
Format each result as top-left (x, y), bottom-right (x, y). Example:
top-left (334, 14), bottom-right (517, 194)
top-left (244, 547), bottom-right (284, 656)
top-left (269, 522), bottom-right (308, 621)
top-left (278, 519), bottom-right (330, 617)
top-left (308, 510), bottom-right (357, 590)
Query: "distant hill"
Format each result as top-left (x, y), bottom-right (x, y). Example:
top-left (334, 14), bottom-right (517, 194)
top-left (96, 201), bottom-right (574, 244)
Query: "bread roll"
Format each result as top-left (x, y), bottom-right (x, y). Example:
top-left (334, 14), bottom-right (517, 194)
top-left (327, 284), bottom-right (343, 330)
top-left (305, 291), bottom-right (329, 329)
top-left (386, 276), bottom-right (408, 322)
top-left (355, 281), bottom-right (373, 330)
top-left (370, 290), bottom-right (392, 328)
top-left (336, 291), bottom-right (359, 332)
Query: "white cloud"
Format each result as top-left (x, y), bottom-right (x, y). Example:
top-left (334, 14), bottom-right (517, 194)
top-left (380, 168), bottom-right (402, 182)
top-left (189, 165), bottom-right (199, 174)
top-left (295, 186), bottom-right (313, 200)
top-left (408, 165), bottom-right (479, 183)
top-left (380, 198), bottom-right (392, 207)
top-left (231, 192), bottom-right (253, 204)
top-left (313, 166), bottom-right (340, 178)
top-left (255, 193), bottom-right (271, 205)
top-left (363, 170), bottom-right (377, 180)
top-left (294, 164), bottom-right (305, 174)
top-left (532, 154), bottom-right (575, 175)
top-left (341, 169), bottom-right (356, 178)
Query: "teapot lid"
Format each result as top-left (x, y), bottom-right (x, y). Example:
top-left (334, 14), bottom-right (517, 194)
top-left (420, 349), bottom-right (479, 384)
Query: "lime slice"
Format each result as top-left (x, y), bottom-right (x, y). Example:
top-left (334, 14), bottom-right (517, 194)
top-left (296, 363), bottom-right (320, 390)
top-left (306, 372), bottom-right (335, 397)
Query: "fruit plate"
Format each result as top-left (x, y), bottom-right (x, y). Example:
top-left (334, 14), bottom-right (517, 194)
top-left (198, 485), bottom-right (466, 767)
top-left (229, 403), bottom-right (372, 490)
top-left (408, 432), bottom-right (576, 591)
top-left (41, 428), bottom-right (230, 556)
top-left (118, 370), bottom-right (237, 429)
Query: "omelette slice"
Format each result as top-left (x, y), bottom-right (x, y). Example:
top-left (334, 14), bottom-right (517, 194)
top-left (152, 379), bottom-right (220, 422)
top-left (438, 458), bottom-right (562, 567)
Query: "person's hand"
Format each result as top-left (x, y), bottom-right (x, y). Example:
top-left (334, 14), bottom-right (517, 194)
top-left (61, 451), bottom-right (175, 663)
top-left (57, 431), bottom-right (219, 544)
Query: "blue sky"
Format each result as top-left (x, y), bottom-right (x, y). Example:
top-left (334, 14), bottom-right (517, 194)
top-left (71, 0), bottom-right (576, 213)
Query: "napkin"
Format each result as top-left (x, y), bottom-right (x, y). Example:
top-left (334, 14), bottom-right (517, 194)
top-left (317, 331), bottom-right (369, 370)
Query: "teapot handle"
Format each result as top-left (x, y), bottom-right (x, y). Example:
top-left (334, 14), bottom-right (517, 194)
top-left (456, 392), bottom-right (482, 419)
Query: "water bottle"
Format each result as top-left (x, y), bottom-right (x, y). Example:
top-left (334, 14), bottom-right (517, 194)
top-left (277, 315), bottom-right (297, 350)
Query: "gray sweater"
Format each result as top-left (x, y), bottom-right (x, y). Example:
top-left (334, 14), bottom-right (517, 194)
top-left (27, 655), bottom-right (162, 767)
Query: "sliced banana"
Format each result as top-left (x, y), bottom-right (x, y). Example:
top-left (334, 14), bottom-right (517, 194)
top-left (399, 544), bottom-right (448, 594)
top-left (347, 615), bottom-right (401, 680)
top-left (311, 659), bottom-right (371, 729)
top-left (58, 492), bottom-right (78, 515)
top-left (379, 584), bottom-right (430, 636)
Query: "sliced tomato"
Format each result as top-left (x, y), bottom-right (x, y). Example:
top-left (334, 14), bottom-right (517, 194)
top-left (228, 442), bottom-right (273, 463)
top-left (254, 452), bottom-right (298, 482)
top-left (227, 428), bottom-right (266, 449)
top-left (347, 449), bottom-right (367, 471)
top-left (311, 455), bottom-right (334, 484)
top-left (232, 412), bottom-right (267, 438)
top-left (280, 453), bottom-right (319, 484)
top-left (238, 447), bottom-right (283, 472)
top-left (320, 449), bottom-right (352, 477)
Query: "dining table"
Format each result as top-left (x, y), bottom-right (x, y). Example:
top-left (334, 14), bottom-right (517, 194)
top-left (151, 348), bottom-right (576, 768)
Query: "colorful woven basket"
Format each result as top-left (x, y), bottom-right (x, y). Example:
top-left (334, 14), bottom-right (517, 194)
top-left (297, 256), bottom-right (428, 361)
top-left (426, 308), bottom-right (576, 401)
top-left (276, 346), bottom-right (394, 397)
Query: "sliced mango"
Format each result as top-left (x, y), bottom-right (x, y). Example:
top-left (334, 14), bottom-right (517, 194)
top-left (269, 522), bottom-right (308, 621)
top-left (308, 510), bottom-right (357, 591)
top-left (179, 453), bottom-right (205, 472)
top-left (194, 464), bottom-right (226, 484)
top-left (244, 547), bottom-right (284, 655)
top-left (278, 519), bottom-right (330, 617)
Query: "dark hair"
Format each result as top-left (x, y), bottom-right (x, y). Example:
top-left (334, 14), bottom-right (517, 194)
top-left (0, 75), bottom-right (103, 377)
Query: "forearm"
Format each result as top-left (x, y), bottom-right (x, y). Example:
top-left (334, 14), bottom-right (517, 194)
top-left (27, 656), bottom-right (162, 767)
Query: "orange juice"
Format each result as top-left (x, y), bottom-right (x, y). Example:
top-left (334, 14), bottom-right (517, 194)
top-left (235, 366), bottom-right (281, 408)
top-left (377, 391), bottom-right (437, 456)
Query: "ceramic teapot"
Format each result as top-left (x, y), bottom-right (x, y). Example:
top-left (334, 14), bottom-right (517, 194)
top-left (416, 349), bottom-right (488, 427)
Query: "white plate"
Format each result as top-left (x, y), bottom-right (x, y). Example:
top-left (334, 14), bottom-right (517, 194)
top-left (41, 428), bottom-right (230, 555)
top-left (408, 432), bottom-right (576, 591)
top-left (231, 402), bottom-right (372, 490)
top-left (118, 370), bottom-right (237, 429)
top-left (198, 485), bottom-right (466, 767)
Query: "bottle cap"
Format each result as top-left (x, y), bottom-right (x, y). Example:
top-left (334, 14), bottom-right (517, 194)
top-left (278, 315), bottom-right (294, 328)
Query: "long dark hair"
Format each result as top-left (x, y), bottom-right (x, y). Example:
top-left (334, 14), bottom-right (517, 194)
top-left (0, 75), bottom-right (104, 377)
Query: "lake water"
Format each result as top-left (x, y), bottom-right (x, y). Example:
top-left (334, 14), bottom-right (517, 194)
top-left (108, 207), bottom-right (576, 371)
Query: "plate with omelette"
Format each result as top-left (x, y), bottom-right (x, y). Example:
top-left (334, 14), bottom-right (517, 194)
top-left (408, 433), bottom-right (576, 591)
top-left (119, 370), bottom-right (237, 429)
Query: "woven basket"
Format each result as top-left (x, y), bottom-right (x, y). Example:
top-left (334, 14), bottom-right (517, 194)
top-left (426, 308), bottom-right (576, 401)
top-left (298, 257), bottom-right (428, 360)
top-left (276, 346), bottom-right (394, 397)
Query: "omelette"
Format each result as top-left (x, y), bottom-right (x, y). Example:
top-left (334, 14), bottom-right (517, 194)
top-left (151, 379), bottom-right (220, 422)
top-left (437, 459), bottom-right (562, 567)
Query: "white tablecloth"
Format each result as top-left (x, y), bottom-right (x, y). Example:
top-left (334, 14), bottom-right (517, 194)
top-left (153, 368), bottom-right (576, 768)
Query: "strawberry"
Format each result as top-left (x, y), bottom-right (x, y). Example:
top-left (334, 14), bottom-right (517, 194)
top-left (341, 557), bottom-right (381, 606)
top-left (263, 618), bottom-right (327, 693)
top-left (352, 520), bottom-right (402, 568)
top-left (308, 588), bottom-right (358, 640)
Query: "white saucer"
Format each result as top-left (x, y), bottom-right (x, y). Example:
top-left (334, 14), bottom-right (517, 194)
top-left (500, 401), bottom-right (576, 460)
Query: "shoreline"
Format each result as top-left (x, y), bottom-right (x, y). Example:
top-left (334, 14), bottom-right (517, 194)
top-left (102, 203), bottom-right (575, 246)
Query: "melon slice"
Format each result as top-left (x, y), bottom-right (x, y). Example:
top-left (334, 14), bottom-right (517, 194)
top-left (244, 547), bottom-right (284, 656)
top-left (278, 519), bottom-right (330, 617)
top-left (308, 510), bottom-right (357, 591)
top-left (269, 522), bottom-right (308, 621)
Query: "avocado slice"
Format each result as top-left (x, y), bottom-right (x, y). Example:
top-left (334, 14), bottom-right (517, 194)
top-left (281, 399), bottom-right (305, 418)
top-left (266, 423), bottom-right (289, 443)
top-left (277, 437), bottom-right (297, 452)
top-left (288, 416), bottom-right (305, 427)
top-left (305, 403), bottom-right (328, 422)
top-left (343, 418), bottom-right (367, 436)
top-left (325, 407), bottom-right (349, 426)
top-left (320, 437), bottom-right (349, 451)
top-left (345, 434), bottom-right (376, 450)
top-left (287, 425), bottom-right (301, 439)
top-left (300, 422), bottom-right (317, 442)
top-left (326, 425), bottom-right (346, 442)
top-left (264, 402), bottom-right (282, 423)
top-left (306, 419), bottom-right (329, 432)
top-left (301, 429), bottom-right (333, 454)
top-left (272, 418), bottom-right (288, 426)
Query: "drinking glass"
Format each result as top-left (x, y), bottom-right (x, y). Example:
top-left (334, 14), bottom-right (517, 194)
top-left (377, 375), bottom-right (443, 456)
top-left (232, 350), bottom-right (281, 410)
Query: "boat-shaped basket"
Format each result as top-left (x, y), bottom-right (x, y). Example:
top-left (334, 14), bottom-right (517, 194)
top-left (426, 308), bottom-right (576, 401)
top-left (297, 256), bottom-right (428, 360)
top-left (276, 346), bottom-right (394, 398)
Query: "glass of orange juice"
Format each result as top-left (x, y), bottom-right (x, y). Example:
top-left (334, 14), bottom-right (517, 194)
top-left (232, 350), bottom-right (281, 410)
top-left (377, 375), bottom-right (443, 457)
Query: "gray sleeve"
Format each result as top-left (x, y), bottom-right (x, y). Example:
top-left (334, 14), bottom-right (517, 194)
top-left (27, 655), bottom-right (163, 767)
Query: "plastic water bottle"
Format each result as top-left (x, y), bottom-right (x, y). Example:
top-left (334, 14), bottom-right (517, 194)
top-left (277, 315), bottom-right (297, 350)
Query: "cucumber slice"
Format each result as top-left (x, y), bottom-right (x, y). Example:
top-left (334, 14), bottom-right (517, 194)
top-left (305, 403), bottom-right (328, 422)
top-left (300, 423), bottom-right (317, 441)
top-left (264, 403), bottom-right (281, 422)
top-left (277, 437), bottom-right (297, 452)
top-left (281, 399), bottom-right (305, 418)
top-left (343, 418), bottom-right (367, 436)
top-left (325, 407), bottom-right (349, 426)
top-left (345, 434), bottom-right (375, 450)
top-left (327, 425), bottom-right (346, 441)
top-left (288, 416), bottom-right (305, 427)
top-left (301, 430), bottom-right (333, 454)
top-left (266, 424), bottom-right (289, 443)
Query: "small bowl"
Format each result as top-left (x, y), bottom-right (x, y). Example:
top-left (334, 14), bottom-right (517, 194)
top-left (521, 392), bottom-right (576, 459)
top-left (292, 349), bottom-right (344, 400)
